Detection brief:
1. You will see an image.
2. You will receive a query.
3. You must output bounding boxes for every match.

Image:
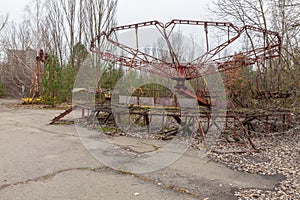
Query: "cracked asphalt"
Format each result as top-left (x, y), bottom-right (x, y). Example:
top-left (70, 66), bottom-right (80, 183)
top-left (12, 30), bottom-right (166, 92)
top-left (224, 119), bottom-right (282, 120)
top-left (0, 99), bottom-right (283, 200)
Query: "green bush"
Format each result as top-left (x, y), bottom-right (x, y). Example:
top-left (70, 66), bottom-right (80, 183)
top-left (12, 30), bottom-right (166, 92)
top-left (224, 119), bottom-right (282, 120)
top-left (42, 54), bottom-right (62, 105)
top-left (0, 81), bottom-right (6, 97)
top-left (98, 64), bottom-right (123, 91)
top-left (60, 65), bottom-right (76, 102)
top-left (42, 53), bottom-right (76, 105)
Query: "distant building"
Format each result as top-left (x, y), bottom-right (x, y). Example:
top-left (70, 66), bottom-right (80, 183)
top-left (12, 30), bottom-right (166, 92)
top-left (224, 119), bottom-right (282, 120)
top-left (2, 48), bottom-right (37, 97)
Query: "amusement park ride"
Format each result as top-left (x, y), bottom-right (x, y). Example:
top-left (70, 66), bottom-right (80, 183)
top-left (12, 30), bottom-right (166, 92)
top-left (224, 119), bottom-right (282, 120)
top-left (22, 49), bottom-right (48, 104)
top-left (52, 19), bottom-right (292, 152)
top-left (90, 19), bottom-right (284, 107)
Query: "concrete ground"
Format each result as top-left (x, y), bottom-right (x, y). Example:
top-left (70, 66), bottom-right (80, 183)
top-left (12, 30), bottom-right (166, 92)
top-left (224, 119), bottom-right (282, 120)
top-left (0, 99), bottom-right (282, 200)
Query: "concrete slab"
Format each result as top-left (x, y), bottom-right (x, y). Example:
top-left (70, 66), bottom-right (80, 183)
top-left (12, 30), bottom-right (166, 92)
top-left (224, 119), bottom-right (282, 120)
top-left (0, 99), bottom-right (283, 200)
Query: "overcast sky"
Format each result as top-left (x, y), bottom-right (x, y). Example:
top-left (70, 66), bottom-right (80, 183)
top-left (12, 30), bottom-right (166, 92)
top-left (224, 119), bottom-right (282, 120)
top-left (116, 0), bottom-right (212, 25)
top-left (0, 0), bottom-right (30, 21)
top-left (1, 0), bottom-right (213, 24)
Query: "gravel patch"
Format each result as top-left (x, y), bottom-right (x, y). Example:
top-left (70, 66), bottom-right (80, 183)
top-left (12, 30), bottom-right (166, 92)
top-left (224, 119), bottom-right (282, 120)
top-left (207, 127), bottom-right (300, 200)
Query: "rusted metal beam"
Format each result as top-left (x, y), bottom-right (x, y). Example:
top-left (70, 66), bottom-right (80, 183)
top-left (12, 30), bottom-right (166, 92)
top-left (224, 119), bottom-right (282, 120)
top-left (91, 19), bottom-right (281, 81)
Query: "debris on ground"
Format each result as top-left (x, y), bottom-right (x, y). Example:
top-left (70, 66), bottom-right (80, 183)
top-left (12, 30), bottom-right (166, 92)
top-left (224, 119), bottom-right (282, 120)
top-left (207, 127), bottom-right (300, 199)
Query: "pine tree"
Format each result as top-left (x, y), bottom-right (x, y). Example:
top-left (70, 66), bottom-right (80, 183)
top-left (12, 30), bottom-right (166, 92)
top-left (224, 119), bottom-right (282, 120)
top-left (42, 53), bottom-right (62, 104)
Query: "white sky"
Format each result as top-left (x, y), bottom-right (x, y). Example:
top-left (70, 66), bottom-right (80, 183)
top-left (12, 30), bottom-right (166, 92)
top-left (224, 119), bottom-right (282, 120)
top-left (116, 0), bottom-right (212, 25)
top-left (0, 0), bottom-right (213, 24)
top-left (0, 0), bottom-right (31, 21)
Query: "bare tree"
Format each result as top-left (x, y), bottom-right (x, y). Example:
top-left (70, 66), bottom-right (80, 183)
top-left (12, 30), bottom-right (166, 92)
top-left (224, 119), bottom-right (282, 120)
top-left (0, 13), bottom-right (9, 62)
top-left (60, 0), bottom-right (77, 67)
top-left (211, 0), bottom-right (300, 64)
top-left (271, 0), bottom-right (300, 64)
top-left (82, 0), bottom-right (118, 44)
top-left (0, 21), bottom-right (36, 97)
top-left (44, 0), bottom-right (66, 65)
top-left (41, 0), bottom-right (118, 67)
top-left (0, 13), bottom-right (9, 33)
top-left (0, 0), bottom-right (119, 97)
top-left (210, 0), bottom-right (300, 108)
